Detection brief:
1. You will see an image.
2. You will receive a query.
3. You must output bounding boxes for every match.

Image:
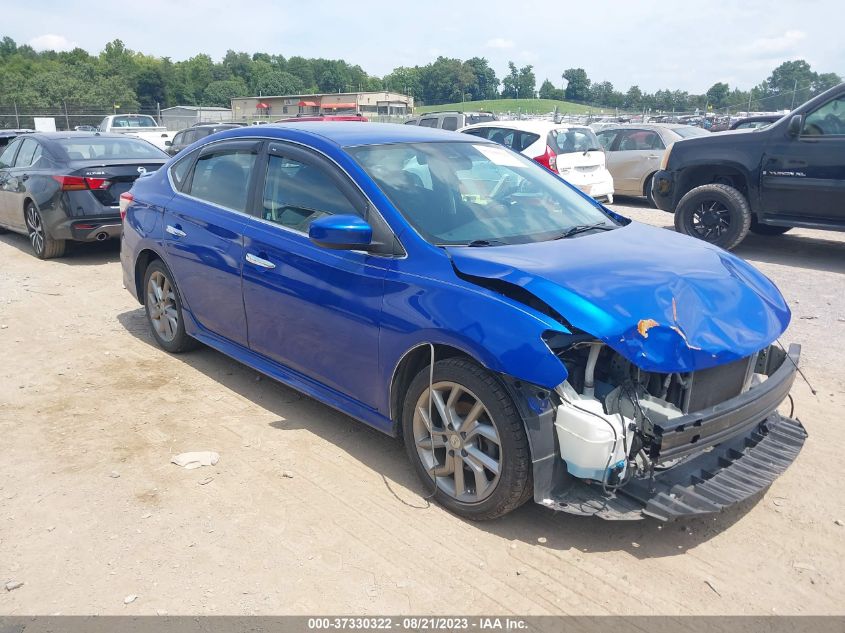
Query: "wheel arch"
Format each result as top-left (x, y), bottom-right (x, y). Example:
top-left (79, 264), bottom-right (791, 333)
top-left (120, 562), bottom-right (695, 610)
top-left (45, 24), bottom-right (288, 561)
top-left (676, 162), bottom-right (753, 207)
top-left (134, 247), bottom-right (166, 304)
top-left (389, 342), bottom-right (481, 432)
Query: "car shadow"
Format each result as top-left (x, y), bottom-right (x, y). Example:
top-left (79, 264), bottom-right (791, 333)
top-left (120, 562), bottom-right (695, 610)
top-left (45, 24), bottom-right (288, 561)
top-left (117, 306), bottom-right (759, 558)
top-left (0, 231), bottom-right (120, 265)
top-left (734, 232), bottom-right (845, 275)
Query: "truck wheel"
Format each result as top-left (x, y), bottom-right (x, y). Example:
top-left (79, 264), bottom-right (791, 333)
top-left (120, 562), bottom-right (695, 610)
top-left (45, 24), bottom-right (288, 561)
top-left (749, 221), bottom-right (791, 236)
top-left (674, 184), bottom-right (751, 250)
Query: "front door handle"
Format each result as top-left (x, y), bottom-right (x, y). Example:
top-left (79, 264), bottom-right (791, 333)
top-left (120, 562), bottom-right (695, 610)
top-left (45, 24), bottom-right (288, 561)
top-left (246, 252), bottom-right (276, 269)
top-left (166, 224), bottom-right (186, 238)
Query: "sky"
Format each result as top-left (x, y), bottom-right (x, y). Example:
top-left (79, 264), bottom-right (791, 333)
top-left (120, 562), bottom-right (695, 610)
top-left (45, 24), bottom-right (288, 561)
top-left (7, 0), bottom-right (845, 94)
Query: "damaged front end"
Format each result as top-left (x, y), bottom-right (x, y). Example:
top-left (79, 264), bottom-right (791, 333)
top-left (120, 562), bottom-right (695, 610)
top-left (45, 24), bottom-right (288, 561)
top-left (505, 338), bottom-right (807, 521)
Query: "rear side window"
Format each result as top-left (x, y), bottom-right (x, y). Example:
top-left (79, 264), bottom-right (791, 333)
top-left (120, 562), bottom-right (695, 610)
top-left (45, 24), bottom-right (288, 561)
top-left (469, 127), bottom-right (539, 152)
top-left (187, 147), bottom-right (258, 212)
top-left (419, 118), bottom-right (438, 128)
top-left (616, 130), bottom-right (664, 151)
top-left (14, 138), bottom-right (41, 167)
top-left (262, 154), bottom-right (359, 232)
top-left (466, 114), bottom-right (495, 125)
top-left (0, 139), bottom-right (21, 168)
top-left (170, 152), bottom-right (196, 191)
top-left (596, 130), bottom-right (618, 150)
top-left (441, 116), bottom-right (458, 131)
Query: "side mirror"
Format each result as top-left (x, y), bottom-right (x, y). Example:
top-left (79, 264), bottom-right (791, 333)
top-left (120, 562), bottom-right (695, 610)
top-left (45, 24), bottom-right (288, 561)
top-left (788, 114), bottom-right (803, 137)
top-left (309, 215), bottom-right (372, 250)
top-left (164, 140), bottom-right (172, 146)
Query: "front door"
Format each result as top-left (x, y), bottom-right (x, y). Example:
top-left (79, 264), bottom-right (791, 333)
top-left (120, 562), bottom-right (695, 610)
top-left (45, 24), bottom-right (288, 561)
top-left (760, 93), bottom-right (845, 224)
top-left (163, 139), bottom-right (261, 347)
top-left (241, 142), bottom-right (387, 409)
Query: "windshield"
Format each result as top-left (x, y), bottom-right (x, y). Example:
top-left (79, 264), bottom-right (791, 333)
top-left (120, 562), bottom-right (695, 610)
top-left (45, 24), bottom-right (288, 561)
top-left (348, 141), bottom-right (616, 246)
top-left (55, 137), bottom-right (167, 160)
top-left (673, 126), bottom-right (710, 138)
top-left (547, 127), bottom-right (602, 154)
top-left (109, 115), bottom-right (159, 129)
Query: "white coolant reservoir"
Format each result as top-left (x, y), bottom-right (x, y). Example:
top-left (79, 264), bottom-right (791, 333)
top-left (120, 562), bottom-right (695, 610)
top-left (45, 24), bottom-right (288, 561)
top-left (554, 382), bottom-right (629, 482)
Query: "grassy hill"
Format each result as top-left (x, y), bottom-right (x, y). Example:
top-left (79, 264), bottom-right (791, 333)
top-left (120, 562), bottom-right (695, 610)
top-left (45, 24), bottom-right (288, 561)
top-left (415, 98), bottom-right (597, 116)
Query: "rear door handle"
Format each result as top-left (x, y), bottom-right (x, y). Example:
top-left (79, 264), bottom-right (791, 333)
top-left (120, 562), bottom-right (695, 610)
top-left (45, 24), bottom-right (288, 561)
top-left (166, 225), bottom-right (186, 238)
top-left (246, 252), bottom-right (275, 269)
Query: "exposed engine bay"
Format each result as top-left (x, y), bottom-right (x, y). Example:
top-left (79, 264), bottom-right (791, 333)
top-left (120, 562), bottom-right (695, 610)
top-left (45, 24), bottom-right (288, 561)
top-left (544, 334), bottom-right (795, 499)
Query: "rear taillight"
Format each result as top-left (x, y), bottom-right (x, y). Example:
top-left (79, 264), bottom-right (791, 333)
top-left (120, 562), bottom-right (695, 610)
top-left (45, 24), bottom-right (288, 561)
top-left (119, 192), bottom-right (134, 221)
top-left (533, 146), bottom-right (557, 173)
top-left (51, 176), bottom-right (110, 191)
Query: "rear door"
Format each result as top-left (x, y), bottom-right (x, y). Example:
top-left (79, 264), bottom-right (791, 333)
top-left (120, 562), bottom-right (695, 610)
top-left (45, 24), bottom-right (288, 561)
top-left (0, 138), bottom-right (22, 228)
top-left (163, 139), bottom-right (261, 347)
top-left (241, 141), bottom-right (387, 408)
top-left (602, 129), bottom-right (663, 195)
top-left (760, 92), bottom-right (845, 224)
top-left (2, 138), bottom-right (42, 231)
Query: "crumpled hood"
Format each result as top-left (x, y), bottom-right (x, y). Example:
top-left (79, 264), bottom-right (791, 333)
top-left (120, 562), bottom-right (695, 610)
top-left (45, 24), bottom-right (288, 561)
top-left (446, 222), bottom-right (790, 373)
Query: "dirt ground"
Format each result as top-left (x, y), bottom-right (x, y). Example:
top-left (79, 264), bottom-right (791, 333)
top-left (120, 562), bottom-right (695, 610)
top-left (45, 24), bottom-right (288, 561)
top-left (1, 199), bottom-right (843, 616)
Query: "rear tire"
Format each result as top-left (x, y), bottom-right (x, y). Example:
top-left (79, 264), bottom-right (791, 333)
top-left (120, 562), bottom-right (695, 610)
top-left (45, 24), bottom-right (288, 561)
top-left (142, 260), bottom-right (197, 353)
top-left (674, 184), bottom-right (751, 250)
top-left (402, 358), bottom-right (532, 520)
top-left (25, 203), bottom-right (66, 259)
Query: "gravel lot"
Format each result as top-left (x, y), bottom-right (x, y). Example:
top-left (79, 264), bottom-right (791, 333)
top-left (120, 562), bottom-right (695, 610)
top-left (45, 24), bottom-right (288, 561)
top-left (1, 198), bottom-right (843, 615)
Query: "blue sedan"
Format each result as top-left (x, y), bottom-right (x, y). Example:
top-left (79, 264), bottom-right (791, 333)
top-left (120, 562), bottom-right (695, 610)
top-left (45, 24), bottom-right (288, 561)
top-left (120, 122), bottom-right (805, 521)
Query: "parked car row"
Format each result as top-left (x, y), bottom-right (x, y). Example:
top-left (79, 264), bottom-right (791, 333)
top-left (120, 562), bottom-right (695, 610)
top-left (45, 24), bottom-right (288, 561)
top-left (0, 112), bottom-right (812, 524)
top-left (0, 132), bottom-right (169, 257)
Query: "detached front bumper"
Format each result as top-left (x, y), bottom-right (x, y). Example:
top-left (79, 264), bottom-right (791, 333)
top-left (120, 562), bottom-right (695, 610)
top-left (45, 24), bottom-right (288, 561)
top-left (510, 343), bottom-right (807, 521)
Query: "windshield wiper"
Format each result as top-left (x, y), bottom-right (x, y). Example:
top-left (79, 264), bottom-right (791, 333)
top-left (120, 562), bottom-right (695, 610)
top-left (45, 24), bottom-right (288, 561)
top-left (551, 223), bottom-right (615, 240)
top-left (583, 147), bottom-right (603, 155)
top-left (466, 239), bottom-right (506, 247)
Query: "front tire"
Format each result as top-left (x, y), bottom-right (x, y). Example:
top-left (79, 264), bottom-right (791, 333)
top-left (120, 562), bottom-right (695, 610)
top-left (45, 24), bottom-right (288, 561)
top-left (143, 260), bottom-right (197, 353)
top-left (25, 203), bottom-right (65, 259)
top-left (674, 183), bottom-right (751, 250)
top-left (402, 358), bottom-right (531, 520)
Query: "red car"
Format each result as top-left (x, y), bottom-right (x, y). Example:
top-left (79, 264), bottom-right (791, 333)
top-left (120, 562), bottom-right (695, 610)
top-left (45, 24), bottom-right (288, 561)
top-left (274, 115), bottom-right (368, 123)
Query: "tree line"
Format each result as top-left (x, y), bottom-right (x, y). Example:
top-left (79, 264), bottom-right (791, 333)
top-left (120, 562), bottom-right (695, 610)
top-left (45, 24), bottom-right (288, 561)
top-left (0, 35), bottom-right (840, 115)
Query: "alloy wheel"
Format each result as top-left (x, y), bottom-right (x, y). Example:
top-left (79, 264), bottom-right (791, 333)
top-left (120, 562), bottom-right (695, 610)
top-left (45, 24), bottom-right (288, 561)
top-left (690, 200), bottom-right (731, 241)
top-left (146, 271), bottom-right (179, 343)
top-left (412, 381), bottom-right (502, 503)
top-left (25, 206), bottom-right (44, 255)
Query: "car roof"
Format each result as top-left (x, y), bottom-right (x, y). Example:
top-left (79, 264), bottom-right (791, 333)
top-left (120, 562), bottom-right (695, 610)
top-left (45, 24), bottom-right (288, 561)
top-left (596, 123), bottom-right (693, 132)
top-left (460, 120), bottom-right (588, 133)
top-left (217, 121), bottom-right (482, 147)
top-left (26, 132), bottom-right (136, 141)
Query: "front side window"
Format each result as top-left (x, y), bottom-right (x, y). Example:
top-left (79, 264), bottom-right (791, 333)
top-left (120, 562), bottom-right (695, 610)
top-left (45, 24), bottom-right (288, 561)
top-left (616, 130), bottom-right (663, 151)
top-left (262, 154), bottom-right (358, 232)
top-left (349, 141), bottom-right (616, 246)
top-left (187, 147), bottom-right (257, 212)
top-left (803, 95), bottom-right (845, 136)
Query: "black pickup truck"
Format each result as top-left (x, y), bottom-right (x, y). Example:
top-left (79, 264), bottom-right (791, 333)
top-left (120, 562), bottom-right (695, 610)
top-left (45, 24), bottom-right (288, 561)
top-left (652, 83), bottom-right (845, 249)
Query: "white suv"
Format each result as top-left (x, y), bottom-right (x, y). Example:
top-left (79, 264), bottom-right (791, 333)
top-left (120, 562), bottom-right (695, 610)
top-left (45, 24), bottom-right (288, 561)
top-left (459, 120), bottom-right (614, 203)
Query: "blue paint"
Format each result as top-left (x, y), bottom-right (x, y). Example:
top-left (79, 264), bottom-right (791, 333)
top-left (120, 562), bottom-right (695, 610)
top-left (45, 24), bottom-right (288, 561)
top-left (121, 123), bottom-right (791, 435)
